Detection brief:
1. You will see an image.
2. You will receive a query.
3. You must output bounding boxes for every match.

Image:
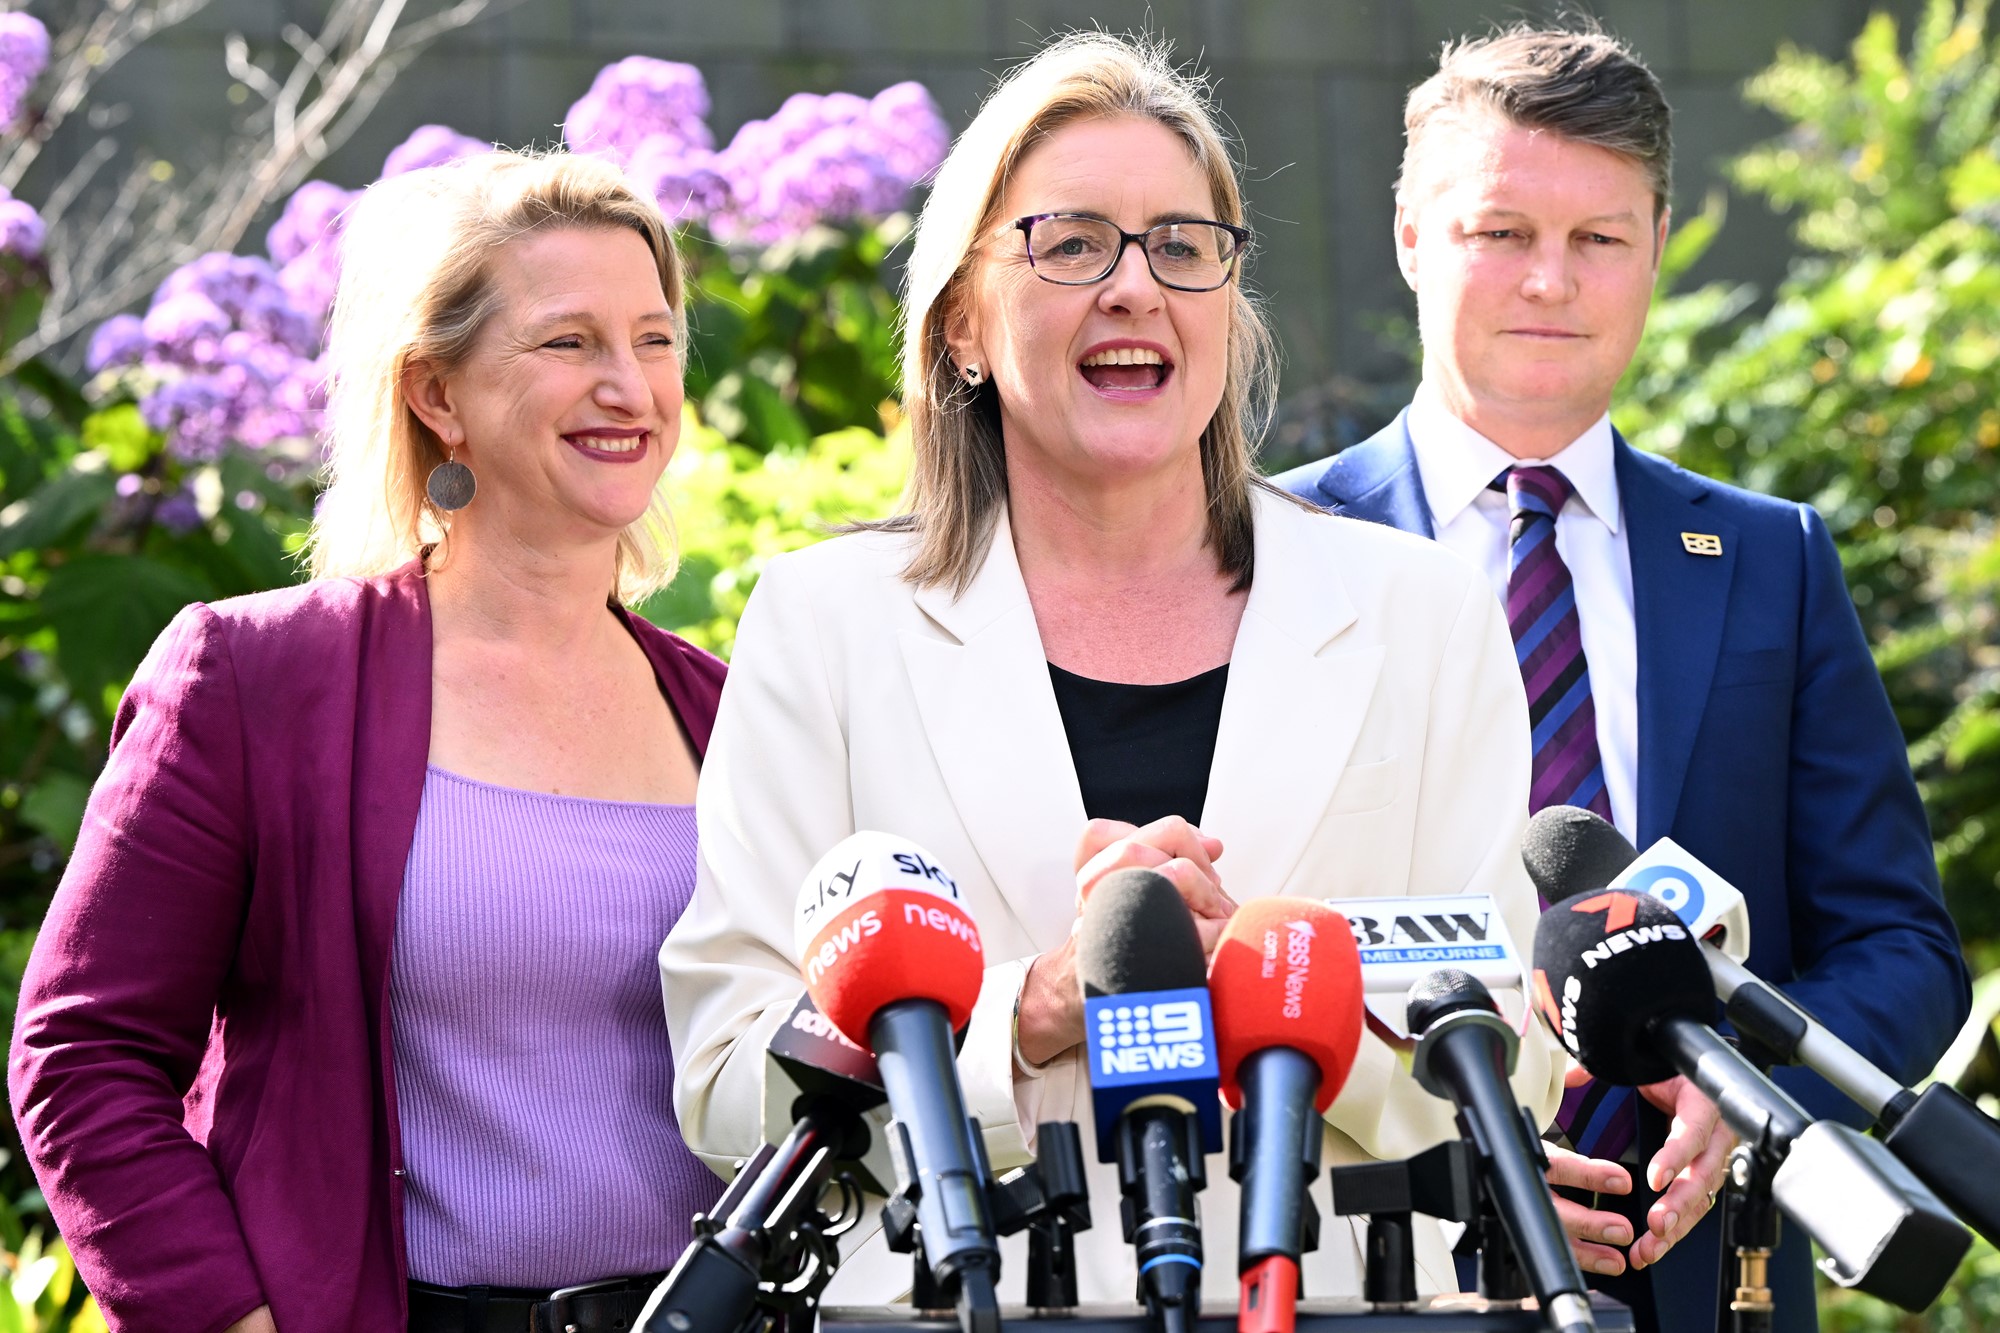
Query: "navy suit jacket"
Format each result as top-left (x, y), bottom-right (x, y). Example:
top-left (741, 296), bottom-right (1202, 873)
top-left (1276, 413), bottom-right (1970, 1331)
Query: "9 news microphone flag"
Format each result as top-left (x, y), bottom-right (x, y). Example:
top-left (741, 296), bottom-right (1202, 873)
top-left (1077, 868), bottom-right (1221, 1333)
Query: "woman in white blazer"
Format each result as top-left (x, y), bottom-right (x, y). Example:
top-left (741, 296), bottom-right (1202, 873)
top-left (662, 32), bottom-right (1564, 1305)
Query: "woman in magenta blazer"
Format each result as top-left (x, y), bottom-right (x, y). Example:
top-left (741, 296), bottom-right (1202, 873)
top-left (10, 152), bottom-right (725, 1333)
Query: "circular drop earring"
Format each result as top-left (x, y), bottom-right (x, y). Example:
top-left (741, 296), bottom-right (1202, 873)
top-left (426, 443), bottom-right (476, 511)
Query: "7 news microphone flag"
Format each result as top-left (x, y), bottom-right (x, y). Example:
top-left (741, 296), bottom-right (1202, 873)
top-left (1533, 888), bottom-right (1970, 1311)
top-left (1523, 805), bottom-right (2000, 1247)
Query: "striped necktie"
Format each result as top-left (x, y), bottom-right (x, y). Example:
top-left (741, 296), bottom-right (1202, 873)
top-left (1501, 465), bottom-right (1636, 1161)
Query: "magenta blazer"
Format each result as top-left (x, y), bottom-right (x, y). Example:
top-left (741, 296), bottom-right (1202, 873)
top-left (9, 563), bottom-right (725, 1333)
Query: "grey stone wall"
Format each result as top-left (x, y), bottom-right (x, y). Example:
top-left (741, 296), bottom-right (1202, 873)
top-left (40, 0), bottom-right (1924, 426)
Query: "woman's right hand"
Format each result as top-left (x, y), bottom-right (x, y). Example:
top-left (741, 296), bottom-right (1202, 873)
top-left (1015, 817), bottom-right (1235, 1067)
top-left (225, 1307), bottom-right (277, 1333)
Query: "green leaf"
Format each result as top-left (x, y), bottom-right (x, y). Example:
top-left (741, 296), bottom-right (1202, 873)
top-left (37, 553), bottom-right (210, 715)
top-left (0, 454), bottom-right (117, 558)
top-left (8, 359), bottom-right (93, 430)
top-left (79, 405), bottom-right (158, 474)
top-left (17, 772), bottom-right (89, 856)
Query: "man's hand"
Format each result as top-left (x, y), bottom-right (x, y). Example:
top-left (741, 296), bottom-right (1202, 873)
top-left (1629, 1075), bottom-right (1733, 1270)
top-left (1544, 1074), bottom-right (1733, 1275)
top-left (1546, 1143), bottom-right (1635, 1276)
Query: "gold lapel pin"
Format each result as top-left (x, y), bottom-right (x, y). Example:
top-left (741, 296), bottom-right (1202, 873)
top-left (1681, 532), bottom-right (1723, 557)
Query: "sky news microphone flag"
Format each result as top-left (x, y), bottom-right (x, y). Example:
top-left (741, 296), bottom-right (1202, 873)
top-left (795, 832), bottom-right (1002, 1333)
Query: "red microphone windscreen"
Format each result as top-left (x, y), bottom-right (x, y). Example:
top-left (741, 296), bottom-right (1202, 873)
top-left (1207, 898), bottom-right (1363, 1112)
top-left (794, 832), bottom-right (984, 1046)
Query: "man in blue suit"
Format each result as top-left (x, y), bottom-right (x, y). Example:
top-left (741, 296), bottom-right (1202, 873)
top-left (1276, 28), bottom-right (1969, 1333)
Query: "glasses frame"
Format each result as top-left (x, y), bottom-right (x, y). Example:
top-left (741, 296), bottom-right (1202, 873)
top-left (1001, 212), bottom-right (1252, 292)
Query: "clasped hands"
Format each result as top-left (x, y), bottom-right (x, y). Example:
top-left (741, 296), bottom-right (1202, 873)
top-left (1017, 815), bottom-right (1235, 1067)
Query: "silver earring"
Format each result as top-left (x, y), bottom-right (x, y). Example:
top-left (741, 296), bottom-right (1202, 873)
top-left (962, 363), bottom-right (983, 386)
top-left (426, 443), bottom-right (476, 511)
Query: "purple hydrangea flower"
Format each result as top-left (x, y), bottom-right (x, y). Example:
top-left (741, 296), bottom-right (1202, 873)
top-left (267, 181), bottom-right (360, 327)
top-left (154, 253), bottom-right (291, 325)
top-left (86, 314), bottom-right (148, 373)
top-left (267, 180), bottom-right (358, 266)
top-left (141, 291), bottom-right (233, 366)
top-left (867, 82), bottom-right (951, 185)
top-left (140, 374), bottom-right (236, 460)
top-left (627, 139), bottom-right (731, 224)
top-left (0, 193), bottom-right (43, 260)
top-left (711, 84), bottom-right (946, 244)
top-left (382, 124), bottom-right (489, 177)
top-left (136, 252), bottom-right (324, 459)
top-left (154, 488), bottom-right (203, 535)
top-left (565, 57), bottom-right (713, 165)
top-left (0, 12), bottom-right (49, 128)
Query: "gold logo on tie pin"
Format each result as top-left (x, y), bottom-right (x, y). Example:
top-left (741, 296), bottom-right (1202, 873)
top-left (1681, 532), bottom-right (1723, 557)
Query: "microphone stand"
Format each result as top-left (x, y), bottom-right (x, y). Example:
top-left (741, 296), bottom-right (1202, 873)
top-left (1331, 1139), bottom-right (1479, 1307)
top-left (1720, 1031), bottom-right (1785, 1333)
top-left (640, 1104), bottom-right (866, 1333)
top-left (884, 1121), bottom-right (1093, 1316)
top-left (1721, 1142), bottom-right (1779, 1333)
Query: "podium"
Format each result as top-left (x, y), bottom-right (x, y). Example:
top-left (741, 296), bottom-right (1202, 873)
top-left (821, 1296), bottom-right (1637, 1331)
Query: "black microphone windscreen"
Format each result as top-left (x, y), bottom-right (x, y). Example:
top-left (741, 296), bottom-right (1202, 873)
top-left (1531, 889), bottom-right (1714, 1086)
top-left (1406, 967), bottom-right (1499, 1036)
top-left (1077, 868), bottom-right (1205, 998)
top-left (1521, 807), bottom-right (1639, 905)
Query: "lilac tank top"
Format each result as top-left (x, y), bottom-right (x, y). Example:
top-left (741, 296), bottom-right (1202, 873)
top-left (390, 766), bottom-right (724, 1287)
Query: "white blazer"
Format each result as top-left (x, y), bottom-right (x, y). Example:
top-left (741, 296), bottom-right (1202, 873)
top-left (663, 487), bottom-right (1563, 1305)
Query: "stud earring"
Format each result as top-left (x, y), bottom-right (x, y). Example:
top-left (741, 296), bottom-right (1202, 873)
top-left (962, 363), bottom-right (983, 387)
top-left (426, 442), bottom-right (476, 511)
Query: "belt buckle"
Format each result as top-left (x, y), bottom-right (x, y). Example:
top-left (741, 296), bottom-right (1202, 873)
top-left (544, 1277), bottom-right (632, 1333)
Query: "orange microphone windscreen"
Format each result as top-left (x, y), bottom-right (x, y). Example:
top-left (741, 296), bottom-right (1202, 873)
top-left (1207, 898), bottom-right (1363, 1112)
top-left (794, 832), bottom-right (985, 1047)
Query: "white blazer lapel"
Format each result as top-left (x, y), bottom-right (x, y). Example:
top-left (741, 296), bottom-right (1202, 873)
top-left (901, 508), bottom-right (1086, 951)
top-left (1202, 494), bottom-right (1384, 897)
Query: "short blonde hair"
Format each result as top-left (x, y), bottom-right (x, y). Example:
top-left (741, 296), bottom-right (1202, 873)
top-left (1400, 26), bottom-right (1673, 217)
top-left (308, 149), bottom-right (687, 604)
top-left (880, 32), bottom-right (1278, 593)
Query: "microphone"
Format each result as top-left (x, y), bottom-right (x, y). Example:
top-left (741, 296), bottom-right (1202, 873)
top-left (794, 832), bottom-right (1000, 1333)
top-left (1533, 889), bottom-right (1972, 1311)
top-left (1406, 970), bottom-right (1595, 1333)
top-left (641, 994), bottom-right (881, 1333)
top-left (1524, 806), bottom-right (2000, 1246)
top-left (1077, 867), bottom-right (1222, 1333)
top-left (1207, 899), bottom-right (1365, 1333)
top-left (763, 992), bottom-right (895, 1194)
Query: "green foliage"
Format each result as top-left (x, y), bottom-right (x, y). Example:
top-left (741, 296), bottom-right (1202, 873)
top-left (682, 216), bottom-right (909, 454)
top-left (1621, 0), bottom-right (2000, 973)
top-left (1618, 6), bottom-right (2000, 1319)
top-left (0, 1178), bottom-right (103, 1333)
top-left (641, 410), bottom-right (910, 658)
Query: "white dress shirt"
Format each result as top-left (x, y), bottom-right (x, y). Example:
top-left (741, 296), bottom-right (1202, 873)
top-left (1406, 384), bottom-right (1639, 842)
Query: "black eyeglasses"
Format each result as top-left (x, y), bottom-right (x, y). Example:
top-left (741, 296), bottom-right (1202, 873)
top-left (1002, 213), bottom-right (1251, 292)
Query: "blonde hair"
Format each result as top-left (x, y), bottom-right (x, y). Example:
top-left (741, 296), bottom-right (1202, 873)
top-left (877, 32), bottom-right (1279, 593)
top-left (307, 149), bottom-right (687, 604)
top-left (1401, 26), bottom-right (1673, 217)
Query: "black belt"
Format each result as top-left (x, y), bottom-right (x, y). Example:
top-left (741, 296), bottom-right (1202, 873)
top-left (407, 1274), bottom-right (667, 1333)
